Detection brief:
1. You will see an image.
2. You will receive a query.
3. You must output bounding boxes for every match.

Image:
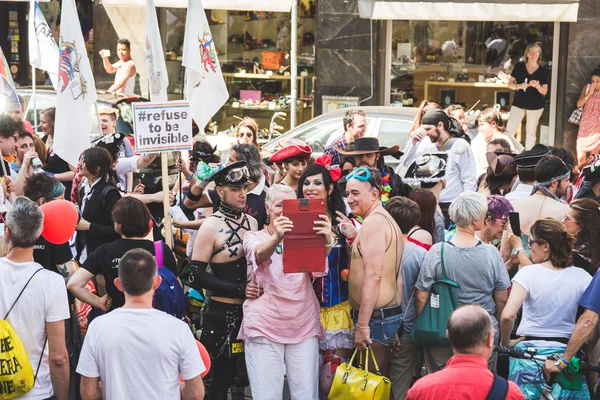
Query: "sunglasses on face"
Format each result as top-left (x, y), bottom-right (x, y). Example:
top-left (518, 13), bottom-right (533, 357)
top-left (493, 218), bottom-right (508, 228)
top-left (528, 238), bottom-right (539, 247)
top-left (237, 132), bottom-right (253, 138)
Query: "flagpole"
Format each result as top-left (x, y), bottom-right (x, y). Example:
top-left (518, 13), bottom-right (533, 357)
top-left (290, 0), bottom-right (298, 129)
top-left (32, 66), bottom-right (37, 134)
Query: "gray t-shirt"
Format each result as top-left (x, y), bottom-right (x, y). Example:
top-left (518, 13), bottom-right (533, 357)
top-left (415, 241), bottom-right (511, 328)
top-left (401, 240), bottom-right (427, 334)
top-left (433, 207), bottom-right (445, 244)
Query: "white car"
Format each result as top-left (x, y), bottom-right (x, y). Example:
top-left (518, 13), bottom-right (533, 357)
top-left (261, 106), bottom-right (418, 171)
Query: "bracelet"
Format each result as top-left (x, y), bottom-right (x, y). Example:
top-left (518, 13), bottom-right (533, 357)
top-left (559, 358), bottom-right (568, 368)
top-left (356, 324), bottom-right (370, 330)
top-left (325, 237), bottom-right (335, 247)
top-left (185, 173), bottom-right (195, 182)
top-left (186, 191), bottom-right (201, 202)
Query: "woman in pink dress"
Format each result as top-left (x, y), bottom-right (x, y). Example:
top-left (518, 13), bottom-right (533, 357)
top-left (240, 184), bottom-right (333, 400)
top-left (576, 68), bottom-right (600, 166)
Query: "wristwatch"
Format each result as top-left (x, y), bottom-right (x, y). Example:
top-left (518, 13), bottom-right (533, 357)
top-left (512, 247), bottom-right (524, 256)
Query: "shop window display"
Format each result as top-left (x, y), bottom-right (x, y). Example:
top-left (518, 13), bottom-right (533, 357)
top-left (162, 2), bottom-right (316, 134)
top-left (390, 21), bottom-right (553, 128)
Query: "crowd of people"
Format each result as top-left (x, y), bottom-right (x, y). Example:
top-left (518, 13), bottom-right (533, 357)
top-left (2, 80), bottom-right (600, 400)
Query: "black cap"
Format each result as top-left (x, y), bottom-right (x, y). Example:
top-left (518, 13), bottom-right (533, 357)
top-left (209, 161), bottom-right (249, 187)
top-left (583, 157), bottom-right (600, 182)
top-left (94, 132), bottom-right (126, 157)
top-left (514, 144), bottom-right (550, 168)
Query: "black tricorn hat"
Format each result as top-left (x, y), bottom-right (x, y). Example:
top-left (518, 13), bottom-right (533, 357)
top-left (514, 143), bottom-right (550, 168)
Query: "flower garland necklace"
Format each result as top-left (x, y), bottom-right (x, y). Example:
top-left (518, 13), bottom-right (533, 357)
top-left (381, 172), bottom-right (392, 204)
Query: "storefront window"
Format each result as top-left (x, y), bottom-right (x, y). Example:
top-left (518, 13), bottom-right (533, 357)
top-left (390, 21), bottom-right (554, 115)
top-left (162, 2), bottom-right (317, 133)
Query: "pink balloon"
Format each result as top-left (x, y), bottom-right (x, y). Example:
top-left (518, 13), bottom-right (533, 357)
top-left (40, 200), bottom-right (78, 244)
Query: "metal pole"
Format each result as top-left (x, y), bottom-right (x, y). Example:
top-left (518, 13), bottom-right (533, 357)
top-left (32, 66), bottom-right (37, 134)
top-left (290, 0), bottom-right (298, 128)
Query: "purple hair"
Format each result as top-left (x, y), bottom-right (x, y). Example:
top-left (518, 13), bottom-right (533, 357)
top-left (487, 195), bottom-right (513, 220)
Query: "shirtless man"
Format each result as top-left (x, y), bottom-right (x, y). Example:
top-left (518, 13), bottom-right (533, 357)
top-left (100, 38), bottom-right (137, 95)
top-left (500, 155), bottom-right (570, 268)
top-left (189, 161), bottom-right (257, 399)
top-left (346, 166), bottom-right (403, 376)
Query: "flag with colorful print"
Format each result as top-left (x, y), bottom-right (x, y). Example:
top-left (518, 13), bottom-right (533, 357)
top-left (145, 0), bottom-right (169, 102)
top-left (54, 0), bottom-right (98, 167)
top-left (29, 0), bottom-right (59, 90)
top-left (182, 0), bottom-right (228, 131)
top-left (0, 46), bottom-right (21, 111)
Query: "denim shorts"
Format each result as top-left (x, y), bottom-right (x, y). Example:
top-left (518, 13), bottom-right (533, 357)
top-left (353, 312), bottom-right (403, 346)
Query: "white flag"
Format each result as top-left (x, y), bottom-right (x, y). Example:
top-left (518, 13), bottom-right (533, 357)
top-left (145, 0), bottom-right (169, 102)
top-left (182, 0), bottom-right (228, 131)
top-left (54, 0), bottom-right (98, 167)
top-left (28, 0), bottom-right (59, 90)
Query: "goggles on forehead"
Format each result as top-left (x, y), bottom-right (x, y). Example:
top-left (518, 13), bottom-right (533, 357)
top-left (225, 166), bottom-right (249, 184)
top-left (346, 167), bottom-right (381, 190)
top-left (346, 167), bottom-right (371, 182)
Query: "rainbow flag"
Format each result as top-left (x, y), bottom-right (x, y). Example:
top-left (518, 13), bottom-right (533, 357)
top-left (0, 46), bottom-right (20, 110)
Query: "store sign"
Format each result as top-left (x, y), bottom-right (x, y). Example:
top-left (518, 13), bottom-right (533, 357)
top-left (133, 101), bottom-right (193, 153)
top-left (101, 0), bottom-right (294, 12)
top-left (357, 0), bottom-right (580, 22)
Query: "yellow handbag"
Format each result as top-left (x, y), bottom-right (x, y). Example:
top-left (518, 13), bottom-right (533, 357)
top-left (328, 347), bottom-right (391, 400)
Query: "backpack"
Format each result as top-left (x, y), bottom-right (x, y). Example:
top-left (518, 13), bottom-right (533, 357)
top-left (152, 241), bottom-right (187, 318)
top-left (0, 269), bottom-right (45, 400)
top-left (411, 243), bottom-right (460, 347)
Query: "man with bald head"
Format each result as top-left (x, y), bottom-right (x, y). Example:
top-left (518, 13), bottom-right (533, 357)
top-left (407, 305), bottom-right (524, 400)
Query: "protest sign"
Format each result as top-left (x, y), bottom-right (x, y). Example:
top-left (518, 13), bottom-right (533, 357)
top-left (133, 101), bottom-right (193, 153)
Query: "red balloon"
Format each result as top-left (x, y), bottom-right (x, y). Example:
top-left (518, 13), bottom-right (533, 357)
top-left (180, 340), bottom-right (211, 382)
top-left (40, 200), bottom-right (78, 244)
top-left (197, 340), bottom-right (211, 378)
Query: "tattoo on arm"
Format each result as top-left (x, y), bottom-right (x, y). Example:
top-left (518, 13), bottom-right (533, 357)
top-left (58, 264), bottom-right (70, 279)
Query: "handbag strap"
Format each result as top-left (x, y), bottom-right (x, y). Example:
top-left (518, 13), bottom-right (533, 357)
top-left (486, 373), bottom-right (509, 400)
top-left (154, 241), bottom-right (164, 268)
top-left (440, 242), bottom-right (447, 280)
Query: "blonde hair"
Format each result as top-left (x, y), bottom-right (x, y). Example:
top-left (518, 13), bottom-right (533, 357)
top-left (265, 184), bottom-right (296, 206)
top-left (523, 43), bottom-right (542, 64)
top-left (98, 107), bottom-right (119, 119)
top-left (478, 108), bottom-right (506, 133)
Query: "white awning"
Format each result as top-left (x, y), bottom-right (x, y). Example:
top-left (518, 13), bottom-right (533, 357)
top-left (358, 0), bottom-right (580, 22)
top-left (100, 0), bottom-right (294, 12)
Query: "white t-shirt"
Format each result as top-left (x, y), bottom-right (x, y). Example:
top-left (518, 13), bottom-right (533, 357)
top-left (0, 258), bottom-right (70, 399)
top-left (513, 264), bottom-right (592, 338)
top-left (116, 156), bottom-right (139, 176)
top-left (401, 138), bottom-right (478, 203)
top-left (77, 308), bottom-right (205, 400)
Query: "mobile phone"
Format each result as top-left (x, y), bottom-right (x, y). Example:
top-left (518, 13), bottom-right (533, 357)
top-left (509, 212), bottom-right (521, 237)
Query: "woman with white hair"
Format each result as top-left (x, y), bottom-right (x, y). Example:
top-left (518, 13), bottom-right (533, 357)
top-left (414, 192), bottom-right (511, 373)
top-left (240, 184), bottom-right (333, 400)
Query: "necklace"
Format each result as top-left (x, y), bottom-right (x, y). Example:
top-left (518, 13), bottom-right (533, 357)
top-left (381, 171), bottom-right (392, 203)
top-left (266, 226), bottom-right (283, 255)
top-left (218, 201), bottom-right (243, 219)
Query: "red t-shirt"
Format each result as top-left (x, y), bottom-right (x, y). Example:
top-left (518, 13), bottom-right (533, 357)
top-left (406, 354), bottom-right (524, 400)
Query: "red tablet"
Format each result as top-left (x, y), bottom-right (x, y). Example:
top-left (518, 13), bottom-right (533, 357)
top-left (282, 198), bottom-right (326, 274)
